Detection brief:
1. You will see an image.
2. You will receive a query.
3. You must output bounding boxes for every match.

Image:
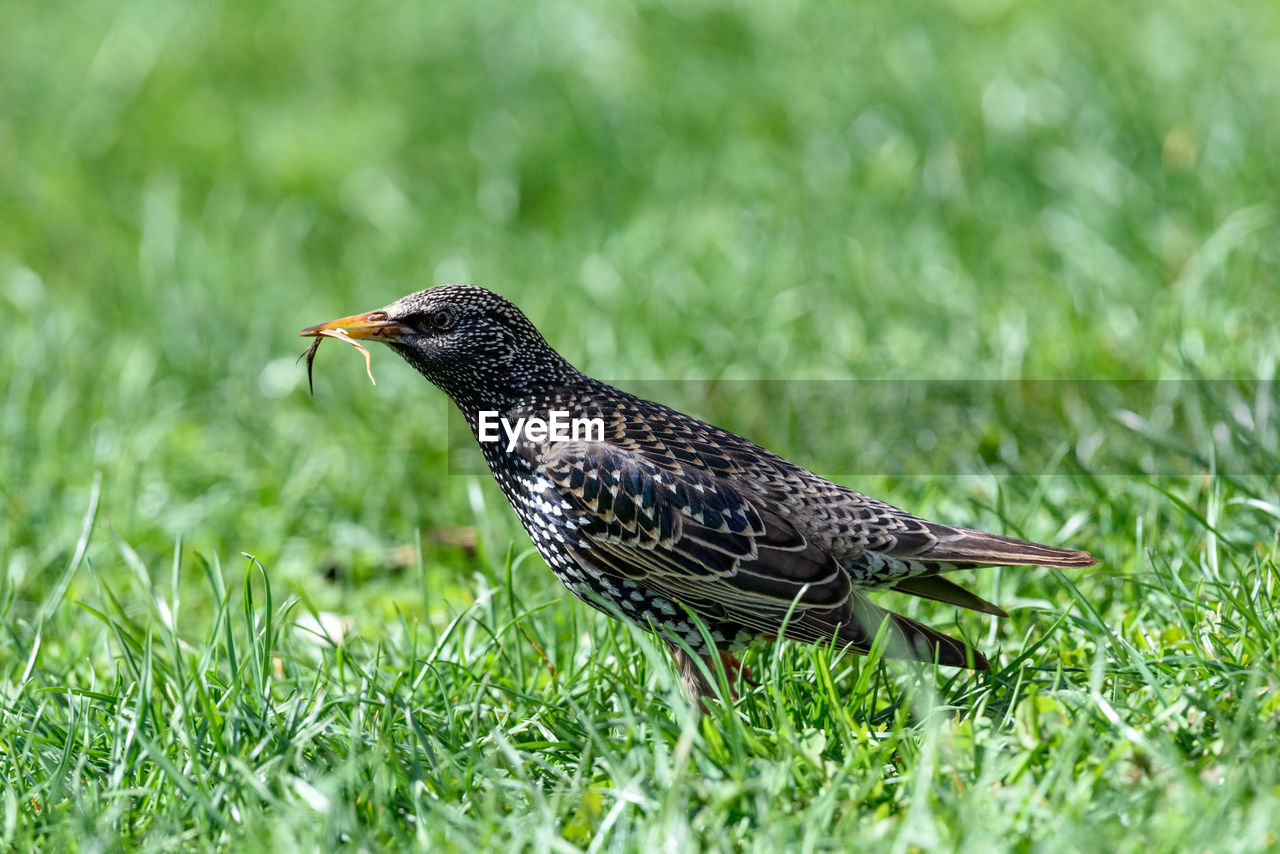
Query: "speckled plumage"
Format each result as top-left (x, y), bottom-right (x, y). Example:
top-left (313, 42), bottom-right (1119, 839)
top-left (301, 285), bottom-right (1096, 700)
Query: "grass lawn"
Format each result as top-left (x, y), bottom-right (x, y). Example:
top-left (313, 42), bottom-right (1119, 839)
top-left (3, 0), bottom-right (1279, 850)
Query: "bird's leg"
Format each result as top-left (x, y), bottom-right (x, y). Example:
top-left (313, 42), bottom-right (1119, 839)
top-left (665, 643), bottom-right (759, 706)
top-left (665, 643), bottom-right (718, 704)
top-left (718, 650), bottom-right (757, 688)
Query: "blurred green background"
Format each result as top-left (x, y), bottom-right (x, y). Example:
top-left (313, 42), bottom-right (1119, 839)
top-left (2, 0), bottom-right (1279, 847)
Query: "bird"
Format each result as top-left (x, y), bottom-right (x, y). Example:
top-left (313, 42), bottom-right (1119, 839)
top-left (300, 285), bottom-right (1096, 700)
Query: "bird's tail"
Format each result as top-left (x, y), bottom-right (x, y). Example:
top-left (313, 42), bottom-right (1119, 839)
top-left (844, 594), bottom-right (989, 670)
top-left (921, 524), bottom-right (1096, 568)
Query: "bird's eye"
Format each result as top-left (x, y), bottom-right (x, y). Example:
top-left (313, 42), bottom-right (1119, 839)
top-left (430, 309), bottom-right (454, 330)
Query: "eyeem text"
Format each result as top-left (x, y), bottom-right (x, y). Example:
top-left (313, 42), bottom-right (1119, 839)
top-left (477, 410), bottom-right (606, 452)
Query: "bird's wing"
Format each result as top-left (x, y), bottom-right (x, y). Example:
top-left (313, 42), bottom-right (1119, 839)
top-left (537, 441), bottom-right (851, 627)
top-left (535, 441), bottom-right (988, 667)
top-left (598, 396), bottom-right (1092, 576)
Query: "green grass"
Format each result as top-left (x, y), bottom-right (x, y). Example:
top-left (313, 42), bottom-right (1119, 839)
top-left (3, 0), bottom-right (1280, 850)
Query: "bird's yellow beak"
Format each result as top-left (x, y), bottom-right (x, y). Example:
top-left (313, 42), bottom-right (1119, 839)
top-left (298, 310), bottom-right (411, 342)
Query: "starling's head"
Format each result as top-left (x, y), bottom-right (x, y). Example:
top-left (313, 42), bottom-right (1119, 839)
top-left (300, 285), bottom-right (579, 410)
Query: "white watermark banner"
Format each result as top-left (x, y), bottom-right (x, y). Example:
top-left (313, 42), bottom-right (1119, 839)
top-left (443, 379), bottom-right (1278, 477)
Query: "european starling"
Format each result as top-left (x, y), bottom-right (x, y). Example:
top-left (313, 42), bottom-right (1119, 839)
top-left (301, 286), bottom-right (1095, 699)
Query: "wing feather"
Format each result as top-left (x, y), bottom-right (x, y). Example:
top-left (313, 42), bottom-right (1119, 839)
top-left (539, 438), bottom-right (992, 670)
top-left (542, 442), bottom-right (851, 617)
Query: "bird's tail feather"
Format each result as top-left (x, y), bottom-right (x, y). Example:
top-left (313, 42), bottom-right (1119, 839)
top-left (845, 595), bottom-right (989, 670)
top-left (891, 575), bottom-right (1009, 617)
top-left (923, 524), bottom-right (1096, 568)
